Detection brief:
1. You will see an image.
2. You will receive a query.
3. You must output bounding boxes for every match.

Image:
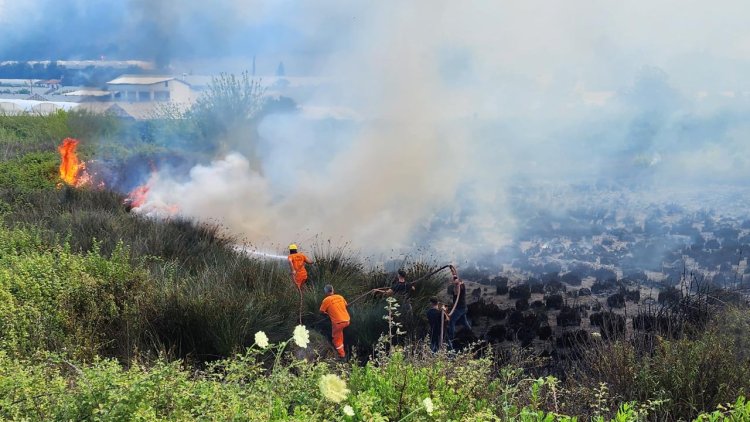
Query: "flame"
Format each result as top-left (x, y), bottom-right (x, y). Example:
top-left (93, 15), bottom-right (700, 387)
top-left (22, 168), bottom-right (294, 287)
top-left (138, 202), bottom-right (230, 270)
top-left (126, 185), bottom-right (150, 208)
top-left (58, 138), bottom-right (82, 186)
top-left (124, 174), bottom-right (179, 216)
top-left (56, 138), bottom-right (104, 189)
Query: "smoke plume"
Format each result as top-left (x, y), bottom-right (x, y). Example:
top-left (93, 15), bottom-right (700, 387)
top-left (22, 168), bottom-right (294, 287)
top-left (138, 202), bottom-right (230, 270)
top-left (4, 1), bottom-right (750, 260)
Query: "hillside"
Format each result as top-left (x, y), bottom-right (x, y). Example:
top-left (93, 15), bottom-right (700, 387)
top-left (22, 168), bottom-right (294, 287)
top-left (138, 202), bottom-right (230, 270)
top-left (1, 111), bottom-right (749, 420)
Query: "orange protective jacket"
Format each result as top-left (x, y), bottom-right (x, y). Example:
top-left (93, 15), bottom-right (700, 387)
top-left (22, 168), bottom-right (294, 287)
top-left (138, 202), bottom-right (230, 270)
top-left (288, 253), bottom-right (309, 285)
top-left (320, 294), bottom-right (350, 324)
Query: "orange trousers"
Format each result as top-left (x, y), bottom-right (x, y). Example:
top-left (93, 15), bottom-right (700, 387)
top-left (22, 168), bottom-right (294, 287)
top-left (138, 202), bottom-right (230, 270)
top-left (294, 275), bottom-right (308, 289)
top-left (332, 320), bottom-right (350, 357)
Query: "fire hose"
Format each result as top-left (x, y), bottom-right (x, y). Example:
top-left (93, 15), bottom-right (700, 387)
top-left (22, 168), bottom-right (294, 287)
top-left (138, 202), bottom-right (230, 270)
top-left (307, 263), bottom-right (461, 347)
top-left (297, 285), bottom-right (304, 325)
top-left (439, 305), bottom-right (446, 351)
top-left (439, 265), bottom-right (463, 351)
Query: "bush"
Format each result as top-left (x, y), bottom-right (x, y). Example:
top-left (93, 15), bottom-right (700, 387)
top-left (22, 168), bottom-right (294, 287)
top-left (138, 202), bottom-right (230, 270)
top-left (0, 225), bottom-right (148, 359)
top-left (607, 292), bottom-right (626, 309)
top-left (557, 306), bottom-right (582, 327)
top-left (561, 272), bottom-right (582, 286)
top-left (509, 283), bottom-right (531, 301)
top-left (10, 333), bottom-right (728, 421)
top-left (545, 294), bottom-right (564, 310)
top-left (0, 111), bottom-right (70, 144)
top-left (0, 152), bottom-right (58, 191)
top-left (0, 337), bottom-right (533, 421)
top-left (568, 307), bottom-right (750, 420)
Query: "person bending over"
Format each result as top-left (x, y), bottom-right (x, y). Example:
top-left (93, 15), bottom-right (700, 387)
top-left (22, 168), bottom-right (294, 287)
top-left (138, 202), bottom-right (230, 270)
top-left (320, 284), bottom-right (350, 359)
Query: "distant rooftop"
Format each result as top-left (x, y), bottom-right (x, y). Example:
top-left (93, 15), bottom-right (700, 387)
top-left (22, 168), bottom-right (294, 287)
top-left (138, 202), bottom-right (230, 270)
top-left (107, 75), bottom-right (179, 85)
top-left (63, 90), bottom-right (111, 97)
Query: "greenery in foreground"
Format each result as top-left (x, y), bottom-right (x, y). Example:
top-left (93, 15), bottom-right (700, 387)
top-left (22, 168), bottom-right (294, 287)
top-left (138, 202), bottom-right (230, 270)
top-left (1, 82), bottom-right (749, 420)
top-left (2, 322), bottom-right (750, 421)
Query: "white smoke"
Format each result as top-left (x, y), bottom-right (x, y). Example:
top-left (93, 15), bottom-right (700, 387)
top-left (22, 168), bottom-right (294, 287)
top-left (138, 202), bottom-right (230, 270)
top-left (131, 0), bottom-right (750, 256)
top-left (105, 1), bottom-right (750, 256)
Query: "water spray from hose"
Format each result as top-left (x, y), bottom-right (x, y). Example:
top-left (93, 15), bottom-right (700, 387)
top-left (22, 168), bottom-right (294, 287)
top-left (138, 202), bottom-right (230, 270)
top-left (233, 245), bottom-right (287, 260)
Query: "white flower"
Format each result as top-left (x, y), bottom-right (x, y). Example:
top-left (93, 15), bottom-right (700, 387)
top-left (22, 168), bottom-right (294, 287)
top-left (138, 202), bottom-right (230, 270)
top-left (293, 325), bottom-right (310, 348)
top-left (591, 332), bottom-right (602, 339)
top-left (254, 331), bottom-right (269, 348)
top-left (319, 374), bottom-right (350, 403)
top-left (343, 405), bottom-right (355, 417)
top-left (423, 397), bottom-right (434, 415)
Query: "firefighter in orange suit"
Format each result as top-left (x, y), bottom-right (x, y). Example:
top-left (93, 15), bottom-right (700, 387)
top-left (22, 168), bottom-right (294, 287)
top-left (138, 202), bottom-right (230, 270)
top-left (288, 243), bottom-right (313, 289)
top-left (320, 284), bottom-right (350, 358)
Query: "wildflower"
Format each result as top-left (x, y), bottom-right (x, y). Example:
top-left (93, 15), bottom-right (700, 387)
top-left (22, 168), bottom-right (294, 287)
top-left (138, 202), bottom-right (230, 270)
top-left (423, 397), bottom-right (434, 415)
top-left (254, 331), bottom-right (269, 348)
top-left (319, 374), bottom-right (350, 403)
top-left (293, 325), bottom-right (310, 348)
top-left (343, 405), bottom-right (355, 416)
top-left (591, 332), bottom-right (602, 339)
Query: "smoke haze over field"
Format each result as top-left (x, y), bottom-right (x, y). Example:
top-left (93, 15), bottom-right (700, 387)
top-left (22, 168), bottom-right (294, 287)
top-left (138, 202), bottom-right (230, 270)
top-left (4, 1), bottom-right (750, 259)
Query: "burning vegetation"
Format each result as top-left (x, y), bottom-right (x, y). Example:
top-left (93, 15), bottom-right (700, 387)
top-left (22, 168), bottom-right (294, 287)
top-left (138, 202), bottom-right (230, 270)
top-left (124, 184), bottom-right (150, 209)
top-left (56, 137), bottom-right (100, 189)
top-left (56, 138), bottom-right (177, 215)
top-left (57, 138), bottom-right (85, 187)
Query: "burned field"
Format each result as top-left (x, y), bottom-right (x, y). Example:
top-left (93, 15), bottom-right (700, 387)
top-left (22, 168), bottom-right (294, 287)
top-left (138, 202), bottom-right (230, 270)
top-left (444, 192), bottom-right (750, 365)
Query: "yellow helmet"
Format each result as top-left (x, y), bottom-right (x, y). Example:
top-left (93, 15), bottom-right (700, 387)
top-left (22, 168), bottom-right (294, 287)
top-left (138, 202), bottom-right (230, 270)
top-left (289, 243), bottom-right (298, 251)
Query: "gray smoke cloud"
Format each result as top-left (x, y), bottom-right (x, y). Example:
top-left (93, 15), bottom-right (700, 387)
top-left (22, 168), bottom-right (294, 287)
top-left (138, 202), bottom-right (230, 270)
top-left (4, 1), bottom-right (750, 260)
top-left (0, 0), bottom-right (340, 69)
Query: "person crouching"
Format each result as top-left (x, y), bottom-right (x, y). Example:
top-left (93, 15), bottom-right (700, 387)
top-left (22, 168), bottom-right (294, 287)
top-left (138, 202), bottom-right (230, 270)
top-left (320, 284), bottom-right (350, 359)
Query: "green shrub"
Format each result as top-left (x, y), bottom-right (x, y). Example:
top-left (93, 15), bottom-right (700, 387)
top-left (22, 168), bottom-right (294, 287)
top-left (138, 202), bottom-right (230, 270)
top-left (0, 111), bottom-right (70, 161)
top-left (0, 111), bottom-right (70, 144)
top-left (0, 225), bottom-right (148, 359)
top-left (695, 397), bottom-right (750, 422)
top-left (65, 109), bottom-right (122, 143)
top-left (0, 151), bottom-right (58, 191)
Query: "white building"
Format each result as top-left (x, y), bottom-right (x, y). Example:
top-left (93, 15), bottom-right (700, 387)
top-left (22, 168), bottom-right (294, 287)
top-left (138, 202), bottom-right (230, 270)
top-left (106, 75), bottom-right (195, 103)
top-left (0, 98), bottom-right (79, 115)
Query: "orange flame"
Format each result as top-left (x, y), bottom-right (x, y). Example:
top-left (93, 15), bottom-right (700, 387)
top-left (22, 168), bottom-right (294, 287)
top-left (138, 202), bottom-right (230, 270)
top-left (124, 177), bottom-right (179, 216)
top-left (126, 185), bottom-right (150, 208)
top-left (58, 138), bottom-right (82, 186)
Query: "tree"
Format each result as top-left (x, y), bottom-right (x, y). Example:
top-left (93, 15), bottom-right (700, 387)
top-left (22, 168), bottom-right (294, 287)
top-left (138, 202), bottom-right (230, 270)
top-left (186, 72), bottom-right (268, 161)
top-left (188, 71), bottom-right (266, 137)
